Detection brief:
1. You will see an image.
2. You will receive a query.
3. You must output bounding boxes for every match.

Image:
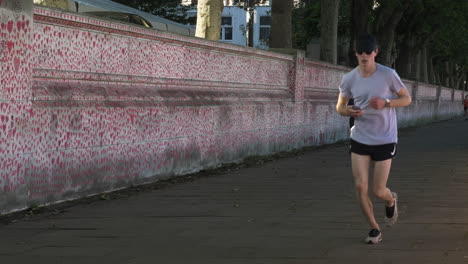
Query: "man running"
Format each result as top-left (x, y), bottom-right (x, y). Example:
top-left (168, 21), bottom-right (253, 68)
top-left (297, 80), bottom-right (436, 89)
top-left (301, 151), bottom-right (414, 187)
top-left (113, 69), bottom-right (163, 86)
top-left (336, 34), bottom-right (412, 244)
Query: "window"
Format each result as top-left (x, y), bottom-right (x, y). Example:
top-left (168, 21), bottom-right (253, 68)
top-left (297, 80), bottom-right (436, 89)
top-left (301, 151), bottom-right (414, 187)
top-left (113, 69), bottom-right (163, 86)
top-left (259, 16), bottom-right (271, 43)
top-left (221, 16), bottom-right (233, 41)
top-left (226, 0), bottom-right (241, 5)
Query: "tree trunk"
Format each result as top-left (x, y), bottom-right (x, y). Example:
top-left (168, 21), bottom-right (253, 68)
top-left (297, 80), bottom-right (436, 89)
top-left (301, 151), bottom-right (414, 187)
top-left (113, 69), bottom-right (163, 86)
top-left (428, 56), bottom-right (436, 85)
top-left (374, 2), bottom-right (409, 67)
top-left (444, 62), bottom-right (451, 87)
top-left (270, 0), bottom-right (293, 48)
top-left (449, 63), bottom-right (456, 88)
top-left (319, 0), bottom-right (340, 64)
top-left (456, 71), bottom-right (466, 90)
top-left (376, 26), bottom-right (397, 67)
top-left (348, 0), bottom-right (372, 67)
top-left (395, 37), bottom-right (413, 79)
top-left (195, 0), bottom-right (224, 40)
top-left (412, 50), bottom-right (421, 82)
top-left (434, 71), bottom-right (441, 86)
top-left (247, 0), bottom-right (255, 47)
top-left (421, 44), bottom-right (429, 84)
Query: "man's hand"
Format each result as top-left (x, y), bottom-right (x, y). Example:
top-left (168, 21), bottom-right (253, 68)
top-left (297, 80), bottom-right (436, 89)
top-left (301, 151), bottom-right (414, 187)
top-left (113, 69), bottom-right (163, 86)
top-left (370, 97), bottom-right (386, 109)
top-left (347, 105), bottom-right (364, 117)
top-left (336, 94), bottom-right (365, 117)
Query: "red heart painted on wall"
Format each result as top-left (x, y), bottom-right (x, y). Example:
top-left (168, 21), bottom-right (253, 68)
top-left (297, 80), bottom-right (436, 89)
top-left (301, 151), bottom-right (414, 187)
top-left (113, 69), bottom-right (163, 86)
top-left (7, 41), bottom-right (14, 52)
top-left (7, 20), bottom-right (13, 33)
top-left (14, 57), bottom-right (20, 71)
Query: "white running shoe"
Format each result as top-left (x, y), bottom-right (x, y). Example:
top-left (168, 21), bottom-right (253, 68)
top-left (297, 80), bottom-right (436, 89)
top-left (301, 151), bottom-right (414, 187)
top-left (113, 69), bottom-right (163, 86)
top-left (365, 229), bottom-right (382, 244)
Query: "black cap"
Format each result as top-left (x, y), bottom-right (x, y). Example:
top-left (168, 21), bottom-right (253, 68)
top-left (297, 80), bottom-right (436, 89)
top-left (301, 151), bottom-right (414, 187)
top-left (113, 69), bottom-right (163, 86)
top-left (356, 34), bottom-right (377, 54)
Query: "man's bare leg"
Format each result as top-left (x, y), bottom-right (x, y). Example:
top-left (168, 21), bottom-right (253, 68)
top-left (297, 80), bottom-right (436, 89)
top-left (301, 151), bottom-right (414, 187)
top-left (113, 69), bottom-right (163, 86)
top-left (351, 153), bottom-right (379, 230)
top-left (372, 159), bottom-right (394, 206)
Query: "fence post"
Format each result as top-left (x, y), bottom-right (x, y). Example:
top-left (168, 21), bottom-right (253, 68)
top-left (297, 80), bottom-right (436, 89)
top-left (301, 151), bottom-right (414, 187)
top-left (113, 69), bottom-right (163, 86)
top-left (290, 50), bottom-right (305, 102)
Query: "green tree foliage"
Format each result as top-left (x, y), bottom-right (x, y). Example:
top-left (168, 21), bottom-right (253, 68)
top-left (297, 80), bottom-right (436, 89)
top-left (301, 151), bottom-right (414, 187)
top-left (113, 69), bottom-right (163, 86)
top-left (112, 0), bottom-right (180, 12)
top-left (111, 0), bottom-right (196, 24)
top-left (394, 0), bottom-right (467, 87)
top-left (292, 0), bottom-right (349, 50)
top-left (428, 0), bottom-right (467, 66)
top-left (293, 0), bottom-right (467, 88)
top-left (292, 1), bottom-right (320, 50)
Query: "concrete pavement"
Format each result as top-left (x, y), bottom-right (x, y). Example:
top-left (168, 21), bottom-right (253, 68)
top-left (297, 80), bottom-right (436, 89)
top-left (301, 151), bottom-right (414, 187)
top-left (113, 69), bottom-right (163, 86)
top-left (1, 118), bottom-right (468, 264)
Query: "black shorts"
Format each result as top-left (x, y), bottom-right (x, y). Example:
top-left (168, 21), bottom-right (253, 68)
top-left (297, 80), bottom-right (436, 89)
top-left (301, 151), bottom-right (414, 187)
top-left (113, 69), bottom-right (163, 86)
top-left (350, 139), bottom-right (397, 161)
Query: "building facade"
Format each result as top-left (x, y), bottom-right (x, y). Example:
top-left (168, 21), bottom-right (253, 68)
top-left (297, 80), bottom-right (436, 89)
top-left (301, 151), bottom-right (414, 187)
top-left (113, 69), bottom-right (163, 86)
top-left (185, 0), bottom-right (272, 49)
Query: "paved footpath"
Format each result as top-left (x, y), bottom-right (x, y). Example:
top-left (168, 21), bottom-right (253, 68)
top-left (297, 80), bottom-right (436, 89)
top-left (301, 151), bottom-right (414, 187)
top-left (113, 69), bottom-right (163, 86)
top-left (1, 119), bottom-right (468, 264)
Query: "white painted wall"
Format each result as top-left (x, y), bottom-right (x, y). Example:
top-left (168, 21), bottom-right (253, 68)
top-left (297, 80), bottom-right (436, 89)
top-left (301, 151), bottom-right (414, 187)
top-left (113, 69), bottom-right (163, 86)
top-left (220, 6), bottom-right (247, 46)
top-left (194, 5), bottom-right (272, 49)
top-left (252, 6), bottom-right (270, 50)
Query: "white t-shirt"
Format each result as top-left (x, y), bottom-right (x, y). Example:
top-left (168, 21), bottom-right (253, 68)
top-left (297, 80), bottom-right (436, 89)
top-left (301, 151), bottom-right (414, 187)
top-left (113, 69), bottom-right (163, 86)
top-left (339, 63), bottom-right (406, 145)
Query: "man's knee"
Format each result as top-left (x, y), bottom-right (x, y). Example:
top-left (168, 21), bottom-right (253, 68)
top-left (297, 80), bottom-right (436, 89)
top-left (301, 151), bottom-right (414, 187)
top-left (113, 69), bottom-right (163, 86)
top-left (372, 187), bottom-right (387, 199)
top-left (355, 183), bottom-right (368, 195)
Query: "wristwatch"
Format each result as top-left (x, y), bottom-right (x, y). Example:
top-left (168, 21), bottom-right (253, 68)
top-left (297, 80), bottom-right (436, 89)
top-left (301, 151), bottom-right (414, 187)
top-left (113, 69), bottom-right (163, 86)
top-left (385, 98), bottom-right (391, 107)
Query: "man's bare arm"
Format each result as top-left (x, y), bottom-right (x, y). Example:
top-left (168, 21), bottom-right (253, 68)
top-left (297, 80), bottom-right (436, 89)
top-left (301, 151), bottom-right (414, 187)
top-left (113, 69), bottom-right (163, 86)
top-left (336, 93), bottom-right (363, 117)
top-left (370, 87), bottom-right (412, 109)
top-left (388, 87), bottom-right (412, 107)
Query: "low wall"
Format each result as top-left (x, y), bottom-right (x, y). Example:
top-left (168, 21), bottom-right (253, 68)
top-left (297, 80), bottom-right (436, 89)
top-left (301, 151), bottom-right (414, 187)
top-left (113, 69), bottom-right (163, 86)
top-left (0, 2), bottom-right (464, 214)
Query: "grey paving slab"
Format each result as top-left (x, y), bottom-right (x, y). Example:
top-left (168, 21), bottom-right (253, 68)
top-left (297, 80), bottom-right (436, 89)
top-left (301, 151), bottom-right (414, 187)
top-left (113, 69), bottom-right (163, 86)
top-left (1, 118), bottom-right (468, 264)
